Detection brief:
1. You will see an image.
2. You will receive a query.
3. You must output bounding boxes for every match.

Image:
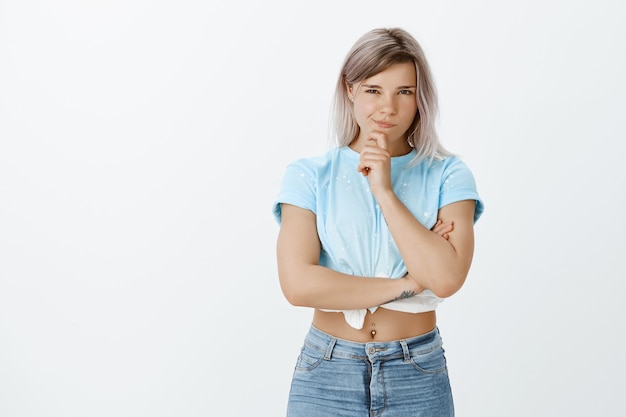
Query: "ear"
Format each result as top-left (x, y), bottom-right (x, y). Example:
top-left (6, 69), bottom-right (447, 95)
top-left (345, 82), bottom-right (354, 101)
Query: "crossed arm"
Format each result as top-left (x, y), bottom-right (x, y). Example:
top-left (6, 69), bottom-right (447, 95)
top-left (275, 200), bottom-right (474, 311)
top-left (277, 135), bottom-right (476, 311)
top-left (357, 136), bottom-right (476, 298)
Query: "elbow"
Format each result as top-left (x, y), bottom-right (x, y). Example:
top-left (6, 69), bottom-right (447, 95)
top-left (281, 286), bottom-right (308, 307)
top-left (277, 261), bottom-right (320, 307)
top-left (429, 273), bottom-right (467, 299)
top-left (279, 273), bottom-right (310, 307)
top-left (431, 284), bottom-right (459, 299)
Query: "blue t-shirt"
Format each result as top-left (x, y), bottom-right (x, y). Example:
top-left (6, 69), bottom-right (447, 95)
top-left (273, 146), bottom-right (484, 329)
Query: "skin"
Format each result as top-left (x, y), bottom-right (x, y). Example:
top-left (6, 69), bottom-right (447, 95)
top-left (276, 62), bottom-right (476, 342)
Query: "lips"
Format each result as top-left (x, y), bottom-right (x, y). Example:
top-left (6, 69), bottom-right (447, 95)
top-left (375, 120), bottom-right (395, 129)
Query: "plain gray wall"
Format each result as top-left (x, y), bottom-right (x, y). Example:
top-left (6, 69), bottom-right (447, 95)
top-left (1, 0), bottom-right (625, 416)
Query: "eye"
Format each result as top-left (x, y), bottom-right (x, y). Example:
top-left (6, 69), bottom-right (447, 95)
top-left (365, 89), bottom-right (380, 94)
top-left (398, 89), bottom-right (414, 95)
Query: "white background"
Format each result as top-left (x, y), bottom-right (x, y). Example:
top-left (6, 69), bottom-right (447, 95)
top-left (1, 1), bottom-right (625, 416)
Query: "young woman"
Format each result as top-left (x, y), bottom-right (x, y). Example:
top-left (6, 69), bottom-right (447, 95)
top-left (273, 27), bottom-right (484, 417)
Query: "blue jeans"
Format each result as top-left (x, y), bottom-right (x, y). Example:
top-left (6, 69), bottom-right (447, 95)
top-left (287, 325), bottom-right (454, 417)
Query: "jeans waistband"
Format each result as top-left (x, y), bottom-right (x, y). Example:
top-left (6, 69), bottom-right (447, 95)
top-left (304, 324), bottom-right (442, 362)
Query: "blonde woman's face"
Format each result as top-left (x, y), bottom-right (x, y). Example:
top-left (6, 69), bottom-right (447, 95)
top-left (347, 62), bottom-right (418, 155)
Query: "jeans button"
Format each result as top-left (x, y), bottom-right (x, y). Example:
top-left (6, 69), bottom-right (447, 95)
top-left (368, 347), bottom-right (376, 354)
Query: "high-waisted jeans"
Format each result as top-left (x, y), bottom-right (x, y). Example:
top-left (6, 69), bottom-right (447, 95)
top-left (287, 325), bottom-right (454, 417)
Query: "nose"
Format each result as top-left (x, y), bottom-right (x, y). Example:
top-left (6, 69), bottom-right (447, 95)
top-left (379, 93), bottom-right (397, 115)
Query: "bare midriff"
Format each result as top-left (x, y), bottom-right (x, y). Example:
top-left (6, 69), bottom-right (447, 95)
top-left (312, 308), bottom-right (437, 342)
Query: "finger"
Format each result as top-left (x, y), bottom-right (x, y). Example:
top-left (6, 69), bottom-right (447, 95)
top-left (431, 220), bottom-right (453, 237)
top-left (433, 225), bottom-right (451, 236)
top-left (430, 219), bottom-right (443, 232)
top-left (357, 161), bottom-right (370, 176)
top-left (359, 151), bottom-right (387, 169)
top-left (377, 135), bottom-right (389, 150)
top-left (367, 137), bottom-right (378, 148)
top-left (433, 219), bottom-right (454, 229)
top-left (369, 131), bottom-right (388, 150)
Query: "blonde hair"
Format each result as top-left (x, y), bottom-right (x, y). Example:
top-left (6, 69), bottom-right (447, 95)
top-left (331, 27), bottom-right (451, 163)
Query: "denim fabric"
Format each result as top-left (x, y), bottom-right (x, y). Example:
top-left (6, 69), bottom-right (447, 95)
top-left (287, 325), bottom-right (454, 417)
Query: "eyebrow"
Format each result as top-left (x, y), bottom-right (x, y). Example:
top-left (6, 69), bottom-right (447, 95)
top-left (362, 84), bottom-right (417, 89)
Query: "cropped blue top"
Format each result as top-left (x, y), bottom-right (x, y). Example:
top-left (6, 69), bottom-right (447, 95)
top-left (273, 146), bottom-right (484, 329)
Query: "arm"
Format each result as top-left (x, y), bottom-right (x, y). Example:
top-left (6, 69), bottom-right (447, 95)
top-left (358, 136), bottom-right (476, 298)
top-left (377, 197), bottom-right (475, 298)
top-left (276, 203), bottom-right (420, 310)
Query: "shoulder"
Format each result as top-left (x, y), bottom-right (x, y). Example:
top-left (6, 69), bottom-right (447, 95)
top-left (273, 148), bottom-right (343, 224)
top-left (403, 154), bottom-right (470, 177)
top-left (420, 155), bottom-right (476, 180)
top-left (282, 147), bottom-right (345, 176)
top-left (436, 155), bottom-right (484, 222)
top-left (441, 155), bottom-right (471, 170)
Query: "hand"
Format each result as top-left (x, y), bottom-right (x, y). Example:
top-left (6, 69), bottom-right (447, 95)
top-left (357, 132), bottom-right (392, 194)
top-left (431, 219), bottom-right (454, 240)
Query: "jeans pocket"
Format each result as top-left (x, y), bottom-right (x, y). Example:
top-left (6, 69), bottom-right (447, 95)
top-left (294, 343), bottom-right (325, 371)
top-left (409, 345), bottom-right (448, 374)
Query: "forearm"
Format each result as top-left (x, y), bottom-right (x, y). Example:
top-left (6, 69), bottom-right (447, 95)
top-left (278, 263), bottom-right (419, 310)
top-left (375, 190), bottom-right (472, 297)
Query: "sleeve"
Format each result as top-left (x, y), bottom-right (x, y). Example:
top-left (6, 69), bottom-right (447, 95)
top-left (438, 157), bottom-right (485, 223)
top-left (272, 159), bottom-right (317, 225)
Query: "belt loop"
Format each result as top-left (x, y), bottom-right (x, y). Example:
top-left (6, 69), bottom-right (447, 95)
top-left (324, 338), bottom-right (337, 360)
top-left (400, 340), bottom-right (410, 362)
